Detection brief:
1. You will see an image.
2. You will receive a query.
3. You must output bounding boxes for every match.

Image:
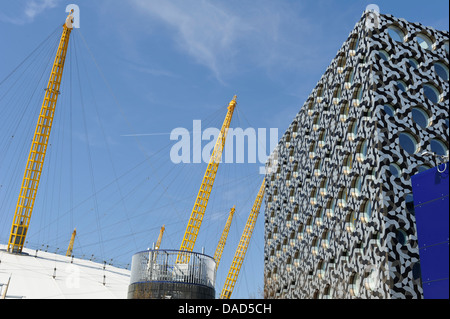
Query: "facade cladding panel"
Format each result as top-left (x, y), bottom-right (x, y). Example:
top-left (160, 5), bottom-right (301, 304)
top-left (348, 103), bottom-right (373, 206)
top-left (264, 12), bottom-right (449, 299)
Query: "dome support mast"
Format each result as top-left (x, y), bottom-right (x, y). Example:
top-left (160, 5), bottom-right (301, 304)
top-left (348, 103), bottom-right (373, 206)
top-left (7, 12), bottom-right (75, 254)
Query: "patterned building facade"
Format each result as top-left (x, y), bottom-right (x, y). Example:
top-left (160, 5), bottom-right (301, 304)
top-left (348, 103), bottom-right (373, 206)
top-left (264, 12), bottom-right (449, 299)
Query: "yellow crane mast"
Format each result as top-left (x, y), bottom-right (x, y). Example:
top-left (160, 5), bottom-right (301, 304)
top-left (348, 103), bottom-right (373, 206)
top-left (66, 228), bottom-right (77, 257)
top-left (220, 179), bottom-right (265, 299)
top-left (177, 96), bottom-right (237, 264)
top-left (213, 206), bottom-right (235, 271)
top-left (155, 225), bottom-right (165, 250)
top-left (7, 12), bottom-right (75, 254)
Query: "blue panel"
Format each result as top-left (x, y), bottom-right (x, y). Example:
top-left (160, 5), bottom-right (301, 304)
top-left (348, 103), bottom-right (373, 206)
top-left (422, 278), bottom-right (449, 300)
top-left (411, 162), bottom-right (449, 299)
top-left (414, 197), bottom-right (449, 247)
top-left (419, 242), bottom-right (449, 283)
top-left (411, 163), bottom-right (449, 206)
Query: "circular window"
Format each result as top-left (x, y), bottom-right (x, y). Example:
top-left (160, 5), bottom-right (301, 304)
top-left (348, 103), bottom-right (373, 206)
top-left (345, 210), bottom-right (356, 233)
top-left (389, 163), bottom-right (402, 177)
top-left (356, 140), bottom-right (368, 162)
top-left (396, 229), bottom-right (408, 246)
top-left (412, 262), bottom-right (422, 281)
top-left (361, 199), bottom-right (372, 223)
top-left (396, 80), bottom-right (407, 92)
top-left (326, 198), bottom-right (335, 218)
top-left (378, 50), bottom-right (390, 61)
top-left (345, 68), bottom-right (355, 88)
top-left (349, 273), bottom-right (361, 297)
top-left (350, 35), bottom-right (359, 52)
top-left (387, 25), bottom-right (405, 42)
top-left (408, 58), bottom-right (419, 69)
top-left (337, 55), bottom-right (346, 73)
top-left (444, 41), bottom-right (449, 54)
top-left (399, 132), bottom-right (419, 154)
top-left (412, 106), bottom-right (431, 128)
top-left (383, 104), bottom-right (395, 116)
top-left (415, 33), bottom-right (433, 50)
top-left (434, 62), bottom-right (449, 81)
top-left (405, 193), bottom-right (415, 215)
top-left (423, 83), bottom-right (441, 104)
top-left (353, 86), bottom-right (363, 106)
top-left (430, 138), bottom-right (449, 156)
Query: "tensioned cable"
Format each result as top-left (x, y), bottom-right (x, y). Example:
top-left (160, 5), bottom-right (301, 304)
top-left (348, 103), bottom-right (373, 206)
top-left (73, 31), bottom-right (105, 261)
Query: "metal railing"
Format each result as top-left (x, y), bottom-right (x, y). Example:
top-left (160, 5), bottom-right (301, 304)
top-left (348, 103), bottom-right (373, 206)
top-left (129, 249), bottom-right (216, 289)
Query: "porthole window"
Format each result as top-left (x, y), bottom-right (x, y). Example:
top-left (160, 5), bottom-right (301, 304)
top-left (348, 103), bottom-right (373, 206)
top-left (399, 132), bottom-right (420, 154)
top-left (349, 273), bottom-right (361, 297)
top-left (326, 198), bottom-right (335, 218)
top-left (333, 85), bottom-right (342, 104)
top-left (412, 106), bottom-right (431, 128)
top-left (345, 68), bottom-right (355, 89)
top-left (345, 210), bottom-right (356, 233)
top-left (412, 263), bottom-right (422, 282)
top-left (361, 199), bottom-right (372, 223)
top-left (356, 139), bottom-right (368, 162)
top-left (313, 113), bottom-right (321, 131)
top-left (350, 35), bottom-right (359, 54)
top-left (339, 102), bottom-right (350, 122)
top-left (316, 86), bottom-right (324, 101)
top-left (337, 55), bottom-right (346, 73)
top-left (322, 230), bottom-right (331, 249)
top-left (364, 266), bottom-right (380, 291)
top-left (353, 85), bottom-right (363, 106)
top-left (378, 50), bottom-right (390, 61)
top-left (423, 83), bottom-right (441, 103)
top-left (348, 119), bottom-right (358, 141)
top-left (343, 153), bottom-right (353, 175)
top-left (338, 188), bottom-right (348, 209)
top-left (434, 62), bottom-right (449, 81)
top-left (350, 175), bottom-right (362, 198)
top-left (408, 58), bottom-right (419, 69)
top-left (415, 33), bottom-right (433, 50)
top-left (310, 187), bottom-right (318, 206)
top-left (387, 25), bottom-right (405, 42)
top-left (430, 138), bottom-right (449, 156)
top-left (395, 229), bottom-right (408, 246)
top-left (319, 177), bottom-right (328, 196)
top-left (383, 104), bottom-right (395, 116)
top-left (405, 193), bottom-right (415, 216)
top-left (396, 80), bottom-right (407, 92)
top-left (389, 163), bottom-right (402, 178)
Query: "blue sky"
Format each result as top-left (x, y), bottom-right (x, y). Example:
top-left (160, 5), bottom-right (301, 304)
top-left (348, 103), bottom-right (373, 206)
top-left (0, 0), bottom-right (448, 299)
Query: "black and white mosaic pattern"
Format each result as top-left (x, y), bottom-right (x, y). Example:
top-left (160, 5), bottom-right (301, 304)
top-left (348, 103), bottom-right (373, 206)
top-left (264, 12), bottom-right (449, 299)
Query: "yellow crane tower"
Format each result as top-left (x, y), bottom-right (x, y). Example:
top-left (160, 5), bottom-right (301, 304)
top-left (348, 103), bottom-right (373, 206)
top-left (213, 206), bottom-right (235, 271)
top-left (66, 228), bottom-right (77, 257)
top-left (7, 11), bottom-right (75, 254)
top-left (177, 96), bottom-right (237, 264)
top-left (220, 179), bottom-right (265, 299)
top-left (155, 225), bottom-right (165, 250)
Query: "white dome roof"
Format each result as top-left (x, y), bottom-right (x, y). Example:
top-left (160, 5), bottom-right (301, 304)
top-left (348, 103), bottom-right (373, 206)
top-left (0, 244), bottom-right (130, 299)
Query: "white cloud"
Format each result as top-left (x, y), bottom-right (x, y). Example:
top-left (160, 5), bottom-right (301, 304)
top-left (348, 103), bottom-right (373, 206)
top-left (25, 0), bottom-right (59, 20)
top-left (0, 0), bottom-right (59, 25)
top-left (129, 0), bottom-right (315, 83)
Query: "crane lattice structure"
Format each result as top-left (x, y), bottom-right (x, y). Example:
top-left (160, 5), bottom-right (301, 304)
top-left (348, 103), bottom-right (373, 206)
top-left (7, 12), bottom-right (75, 254)
top-left (213, 206), bottom-right (235, 271)
top-left (220, 179), bottom-right (265, 299)
top-left (66, 229), bottom-right (77, 257)
top-left (155, 225), bottom-right (165, 250)
top-left (176, 96), bottom-right (237, 264)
